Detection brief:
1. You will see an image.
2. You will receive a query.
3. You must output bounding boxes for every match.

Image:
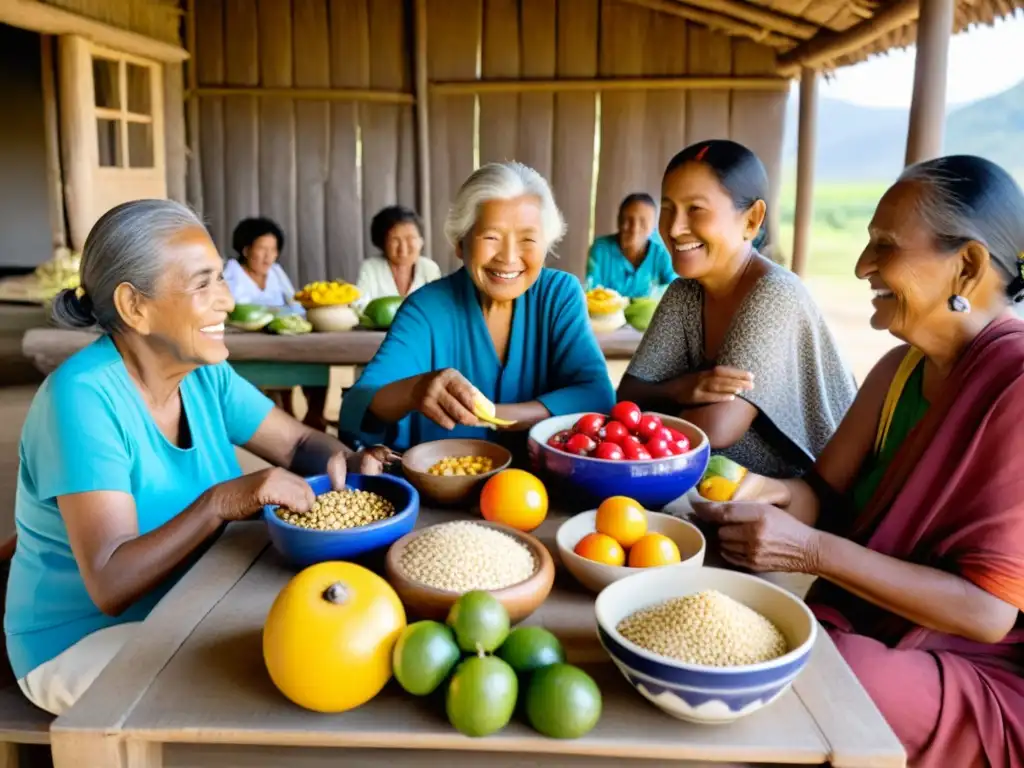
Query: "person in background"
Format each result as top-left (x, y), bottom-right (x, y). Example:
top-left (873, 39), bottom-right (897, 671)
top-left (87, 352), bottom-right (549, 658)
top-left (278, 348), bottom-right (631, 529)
top-left (224, 217), bottom-right (326, 430)
top-left (356, 205), bottom-right (442, 305)
top-left (694, 155), bottom-right (1024, 767)
top-left (617, 140), bottom-right (856, 478)
top-left (4, 200), bottom-right (394, 715)
top-left (339, 162), bottom-right (615, 453)
top-left (586, 192), bottom-right (677, 299)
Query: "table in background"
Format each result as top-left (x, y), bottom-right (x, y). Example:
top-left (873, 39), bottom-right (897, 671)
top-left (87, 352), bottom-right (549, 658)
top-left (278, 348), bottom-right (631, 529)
top-left (49, 509), bottom-right (905, 768)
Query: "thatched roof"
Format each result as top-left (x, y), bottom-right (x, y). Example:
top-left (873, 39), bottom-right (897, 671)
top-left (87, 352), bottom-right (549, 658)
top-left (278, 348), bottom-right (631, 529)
top-left (625, 0), bottom-right (1024, 74)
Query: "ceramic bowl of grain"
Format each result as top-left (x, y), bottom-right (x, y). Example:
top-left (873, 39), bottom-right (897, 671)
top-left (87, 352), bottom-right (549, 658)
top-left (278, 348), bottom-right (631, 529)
top-left (384, 519), bottom-right (554, 622)
top-left (400, 439), bottom-right (512, 506)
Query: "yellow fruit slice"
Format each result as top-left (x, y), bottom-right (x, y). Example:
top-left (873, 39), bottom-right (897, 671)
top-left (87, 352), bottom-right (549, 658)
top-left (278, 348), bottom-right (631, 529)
top-left (698, 476), bottom-right (739, 502)
top-left (472, 397), bottom-right (516, 427)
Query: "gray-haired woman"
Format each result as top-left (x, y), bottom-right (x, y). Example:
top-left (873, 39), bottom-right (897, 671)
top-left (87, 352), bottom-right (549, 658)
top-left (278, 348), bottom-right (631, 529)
top-left (338, 161), bottom-right (615, 451)
top-left (4, 200), bottom-right (395, 715)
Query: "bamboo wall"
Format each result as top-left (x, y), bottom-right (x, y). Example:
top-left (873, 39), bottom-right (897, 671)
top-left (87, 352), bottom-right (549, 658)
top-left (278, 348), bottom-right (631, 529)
top-left (41, 0), bottom-right (182, 44)
top-left (189, 0), bottom-right (788, 285)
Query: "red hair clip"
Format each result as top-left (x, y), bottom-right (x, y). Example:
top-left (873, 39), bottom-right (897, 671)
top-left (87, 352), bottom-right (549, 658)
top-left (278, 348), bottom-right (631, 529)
top-left (694, 145), bottom-right (710, 162)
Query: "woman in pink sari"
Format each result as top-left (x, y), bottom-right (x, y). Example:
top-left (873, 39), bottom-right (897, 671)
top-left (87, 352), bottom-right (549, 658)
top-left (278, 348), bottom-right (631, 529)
top-left (694, 155), bottom-right (1024, 768)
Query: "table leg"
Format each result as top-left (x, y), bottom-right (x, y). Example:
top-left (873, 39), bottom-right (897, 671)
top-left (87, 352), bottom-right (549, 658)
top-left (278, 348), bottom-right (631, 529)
top-left (0, 743), bottom-right (16, 768)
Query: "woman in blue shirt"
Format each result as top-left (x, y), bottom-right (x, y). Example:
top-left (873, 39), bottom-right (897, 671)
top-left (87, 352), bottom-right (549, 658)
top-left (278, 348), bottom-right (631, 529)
top-left (5, 200), bottom-right (392, 715)
top-left (339, 161), bottom-right (616, 452)
top-left (586, 192), bottom-right (677, 299)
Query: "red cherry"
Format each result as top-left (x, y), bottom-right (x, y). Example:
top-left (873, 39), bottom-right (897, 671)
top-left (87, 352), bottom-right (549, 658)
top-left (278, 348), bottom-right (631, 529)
top-left (573, 413), bottom-right (606, 439)
top-left (636, 413), bottom-right (663, 441)
top-left (666, 427), bottom-right (691, 453)
top-left (602, 421), bottom-right (631, 445)
top-left (547, 429), bottom-right (573, 448)
top-left (593, 441), bottom-right (625, 461)
top-left (646, 437), bottom-right (672, 458)
top-left (610, 401), bottom-right (642, 431)
top-left (622, 435), bottom-right (643, 448)
top-left (621, 440), bottom-right (652, 461)
top-left (653, 426), bottom-right (675, 444)
top-left (665, 441), bottom-right (684, 456)
top-left (564, 433), bottom-right (597, 455)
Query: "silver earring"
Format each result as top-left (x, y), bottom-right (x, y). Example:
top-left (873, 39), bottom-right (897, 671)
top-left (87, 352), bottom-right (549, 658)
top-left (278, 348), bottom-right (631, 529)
top-left (948, 295), bottom-right (971, 314)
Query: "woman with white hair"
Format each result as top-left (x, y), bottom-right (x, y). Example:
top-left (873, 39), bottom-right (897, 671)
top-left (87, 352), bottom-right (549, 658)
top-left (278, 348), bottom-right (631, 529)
top-left (339, 162), bottom-right (615, 451)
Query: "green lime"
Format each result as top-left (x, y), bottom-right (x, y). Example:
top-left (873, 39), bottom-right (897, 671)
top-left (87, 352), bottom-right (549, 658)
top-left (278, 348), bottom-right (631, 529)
top-left (496, 627), bottom-right (565, 675)
top-left (392, 621), bottom-right (461, 696)
top-left (445, 655), bottom-right (518, 737)
top-left (446, 590), bottom-right (510, 653)
top-left (524, 663), bottom-right (602, 739)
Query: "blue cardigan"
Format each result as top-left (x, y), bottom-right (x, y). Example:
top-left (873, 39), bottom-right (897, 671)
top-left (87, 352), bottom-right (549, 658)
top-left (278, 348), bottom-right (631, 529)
top-left (339, 267), bottom-right (615, 450)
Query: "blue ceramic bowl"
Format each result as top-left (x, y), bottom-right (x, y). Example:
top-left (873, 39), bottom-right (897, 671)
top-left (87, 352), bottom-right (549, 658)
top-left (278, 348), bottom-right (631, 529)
top-left (595, 566), bottom-right (817, 724)
top-left (527, 413), bottom-right (711, 509)
top-left (264, 473), bottom-right (419, 568)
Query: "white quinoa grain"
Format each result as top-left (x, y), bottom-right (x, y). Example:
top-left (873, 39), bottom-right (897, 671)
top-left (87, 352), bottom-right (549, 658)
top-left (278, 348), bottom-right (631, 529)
top-left (616, 590), bottom-right (788, 667)
top-left (398, 521), bottom-right (537, 592)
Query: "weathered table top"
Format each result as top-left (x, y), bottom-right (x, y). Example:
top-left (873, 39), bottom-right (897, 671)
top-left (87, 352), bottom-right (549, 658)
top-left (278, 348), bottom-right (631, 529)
top-left (50, 507), bottom-right (904, 768)
top-left (21, 326), bottom-right (644, 374)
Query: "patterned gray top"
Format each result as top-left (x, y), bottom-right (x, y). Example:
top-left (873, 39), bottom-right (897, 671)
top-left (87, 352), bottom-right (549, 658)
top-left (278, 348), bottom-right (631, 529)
top-left (626, 263), bottom-right (858, 478)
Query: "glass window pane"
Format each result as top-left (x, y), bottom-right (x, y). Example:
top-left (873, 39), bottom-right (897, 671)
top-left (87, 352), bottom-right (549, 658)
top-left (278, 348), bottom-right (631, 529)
top-left (128, 122), bottom-right (154, 168)
top-left (92, 58), bottom-right (120, 109)
top-left (97, 118), bottom-right (122, 167)
top-left (126, 64), bottom-right (151, 115)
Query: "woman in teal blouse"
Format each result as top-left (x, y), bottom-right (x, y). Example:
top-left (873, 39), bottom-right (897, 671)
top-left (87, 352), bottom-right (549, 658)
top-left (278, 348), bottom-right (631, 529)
top-left (339, 161), bottom-right (616, 451)
top-left (586, 192), bottom-right (677, 299)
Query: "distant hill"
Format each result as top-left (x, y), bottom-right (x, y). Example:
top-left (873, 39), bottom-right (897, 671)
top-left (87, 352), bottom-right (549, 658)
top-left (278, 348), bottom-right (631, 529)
top-left (782, 79), bottom-right (1024, 182)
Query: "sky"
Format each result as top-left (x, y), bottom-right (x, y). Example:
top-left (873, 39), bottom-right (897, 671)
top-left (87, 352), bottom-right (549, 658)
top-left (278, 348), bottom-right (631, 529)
top-left (807, 13), bottom-right (1024, 108)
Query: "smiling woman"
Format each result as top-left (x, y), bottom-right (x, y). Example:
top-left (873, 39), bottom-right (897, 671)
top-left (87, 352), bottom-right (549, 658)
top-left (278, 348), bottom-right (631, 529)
top-left (5, 200), bottom-right (395, 716)
top-left (338, 161), bottom-right (616, 453)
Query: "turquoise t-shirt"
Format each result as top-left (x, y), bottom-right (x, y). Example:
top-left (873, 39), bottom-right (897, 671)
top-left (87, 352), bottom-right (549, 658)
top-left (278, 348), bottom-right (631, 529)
top-left (339, 267), bottom-right (616, 451)
top-left (4, 335), bottom-right (274, 679)
top-left (585, 234), bottom-right (677, 299)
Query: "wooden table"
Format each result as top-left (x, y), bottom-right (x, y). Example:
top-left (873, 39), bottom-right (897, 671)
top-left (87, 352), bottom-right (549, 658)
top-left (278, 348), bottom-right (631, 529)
top-left (49, 509), bottom-right (905, 768)
top-left (21, 327), bottom-right (644, 387)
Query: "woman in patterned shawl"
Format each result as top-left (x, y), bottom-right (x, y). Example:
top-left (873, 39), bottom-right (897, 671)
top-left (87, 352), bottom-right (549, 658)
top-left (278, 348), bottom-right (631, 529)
top-left (618, 140), bottom-right (856, 477)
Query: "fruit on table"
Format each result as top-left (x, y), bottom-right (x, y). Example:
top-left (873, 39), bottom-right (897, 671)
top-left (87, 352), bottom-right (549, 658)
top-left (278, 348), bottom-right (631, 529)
top-left (524, 663), bottom-right (602, 739)
top-left (294, 279), bottom-right (361, 308)
top-left (360, 295), bottom-right (403, 329)
top-left (227, 303), bottom-right (275, 331)
top-left (585, 286), bottom-right (629, 316)
top-left (628, 532), bottom-right (682, 568)
top-left (263, 561), bottom-right (406, 713)
top-left (496, 626), bottom-right (566, 675)
top-left (479, 469), bottom-right (548, 531)
top-left (573, 532), bottom-right (626, 567)
top-left (697, 455), bottom-right (748, 501)
top-left (573, 413), bottom-right (606, 439)
top-left (636, 413), bottom-right (663, 441)
top-left (446, 654), bottom-right (519, 737)
top-left (610, 401), bottom-right (642, 431)
top-left (392, 620), bottom-right (461, 696)
top-left (267, 314), bottom-right (313, 335)
top-left (592, 441), bottom-right (624, 461)
top-left (447, 590), bottom-right (510, 653)
top-left (548, 404), bottom-right (689, 462)
top-left (595, 496), bottom-right (648, 548)
top-left (472, 395), bottom-right (517, 427)
top-left (624, 297), bottom-right (659, 332)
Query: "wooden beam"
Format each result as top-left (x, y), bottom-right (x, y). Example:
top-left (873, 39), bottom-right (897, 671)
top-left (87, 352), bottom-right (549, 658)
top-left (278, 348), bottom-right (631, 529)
top-left (791, 68), bottom-right (817, 277)
top-left (184, 0), bottom-right (203, 214)
top-left (0, 0), bottom-right (188, 62)
top-left (431, 75), bottom-right (791, 95)
top-left (413, 0), bottom-right (432, 250)
top-left (777, 0), bottom-right (918, 73)
top-left (620, 0), bottom-right (798, 48)
top-left (647, 0), bottom-right (820, 39)
top-left (905, 0), bottom-right (954, 164)
top-left (39, 34), bottom-right (66, 250)
top-left (189, 86), bottom-right (414, 104)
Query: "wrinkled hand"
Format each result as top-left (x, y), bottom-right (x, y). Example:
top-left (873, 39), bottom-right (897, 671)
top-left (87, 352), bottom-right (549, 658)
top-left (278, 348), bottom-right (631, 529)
top-left (414, 368), bottom-right (484, 430)
top-left (325, 446), bottom-right (402, 490)
top-left (730, 472), bottom-right (790, 505)
top-left (691, 501), bottom-right (821, 574)
top-left (674, 366), bottom-right (754, 405)
top-left (215, 467), bottom-right (316, 521)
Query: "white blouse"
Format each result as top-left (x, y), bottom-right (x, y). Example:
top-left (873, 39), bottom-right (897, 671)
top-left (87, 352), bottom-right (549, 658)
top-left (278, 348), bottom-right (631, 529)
top-left (223, 259), bottom-right (300, 309)
top-left (355, 256), bottom-right (443, 306)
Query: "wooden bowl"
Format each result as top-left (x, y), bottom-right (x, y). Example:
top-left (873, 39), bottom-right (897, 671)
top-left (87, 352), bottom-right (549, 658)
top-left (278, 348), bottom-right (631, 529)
top-left (384, 520), bottom-right (556, 623)
top-left (400, 439), bottom-right (512, 506)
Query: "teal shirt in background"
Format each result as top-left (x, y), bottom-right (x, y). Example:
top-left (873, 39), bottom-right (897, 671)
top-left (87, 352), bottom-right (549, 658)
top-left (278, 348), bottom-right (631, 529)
top-left (4, 335), bottom-right (274, 679)
top-left (586, 234), bottom-right (677, 298)
top-left (339, 267), bottom-right (616, 451)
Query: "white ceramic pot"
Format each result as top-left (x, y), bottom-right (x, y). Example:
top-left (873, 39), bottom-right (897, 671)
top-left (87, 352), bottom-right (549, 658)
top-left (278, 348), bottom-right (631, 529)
top-left (306, 305), bottom-right (359, 332)
top-left (589, 309), bottom-right (626, 334)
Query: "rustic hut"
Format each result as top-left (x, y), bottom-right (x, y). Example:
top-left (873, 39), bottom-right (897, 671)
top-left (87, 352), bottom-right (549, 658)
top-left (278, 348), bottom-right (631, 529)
top-left (1, 0), bottom-right (1021, 284)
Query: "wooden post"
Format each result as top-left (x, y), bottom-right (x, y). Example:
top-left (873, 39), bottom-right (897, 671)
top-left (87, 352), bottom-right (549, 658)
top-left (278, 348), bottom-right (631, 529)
top-left (40, 34), bottom-right (67, 249)
top-left (413, 0), bottom-right (432, 248)
top-left (184, 0), bottom-right (203, 213)
top-left (791, 68), bottom-right (817, 277)
top-left (905, 0), bottom-right (954, 165)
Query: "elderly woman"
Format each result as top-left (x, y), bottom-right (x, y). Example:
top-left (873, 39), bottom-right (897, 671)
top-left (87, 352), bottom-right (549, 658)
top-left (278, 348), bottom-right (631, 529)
top-left (4, 200), bottom-right (393, 715)
top-left (696, 155), bottom-right (1024, 767)
top-left (586, 192), bottom-right (677, 299)
top-left (356, 205), bottom-right (442, 304)
top-left (617, 140), bottom-right (856, 477)
top-left (339, 162), bottom-right (615, 451)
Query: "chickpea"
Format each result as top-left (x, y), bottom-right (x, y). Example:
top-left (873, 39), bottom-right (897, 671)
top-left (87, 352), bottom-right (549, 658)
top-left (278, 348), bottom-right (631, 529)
top-left (426, 455), bottom-right (495, 477)
top-left (277, 489), bottom-right (396, 531)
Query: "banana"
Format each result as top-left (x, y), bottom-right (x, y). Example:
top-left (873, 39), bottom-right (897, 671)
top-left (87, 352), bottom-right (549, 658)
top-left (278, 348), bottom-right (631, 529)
top-left (472, 396), bottom-right (516, 427)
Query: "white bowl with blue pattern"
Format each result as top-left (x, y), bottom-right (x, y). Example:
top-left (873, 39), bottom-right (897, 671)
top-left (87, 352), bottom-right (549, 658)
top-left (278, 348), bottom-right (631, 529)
top-left (595, 566), bottom-right (817, 724)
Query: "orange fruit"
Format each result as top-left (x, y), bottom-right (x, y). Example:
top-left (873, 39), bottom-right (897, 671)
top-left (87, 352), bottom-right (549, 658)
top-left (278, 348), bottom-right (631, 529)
top-left (627, 533), bottom-right (681, 568)
top-left (480, 469), bottom-right (548, 532)
top-left (573, 532), bottom-right (626, 567)
top-left (594, 496), bottom-right (648, 548)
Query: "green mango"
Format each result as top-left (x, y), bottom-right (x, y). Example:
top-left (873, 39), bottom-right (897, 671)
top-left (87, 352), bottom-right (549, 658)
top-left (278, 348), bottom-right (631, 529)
top-left (624, 298), bottom-right (659, 331)
top-left (362, 296), bottom-right (403, 329)
top-left (227, 304), bottom-right (275, 332)
top-left (267, 315), bottom-right (312, 335)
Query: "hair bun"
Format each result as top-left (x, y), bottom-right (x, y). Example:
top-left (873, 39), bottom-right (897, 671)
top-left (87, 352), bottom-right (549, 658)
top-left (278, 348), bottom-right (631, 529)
top-left (51, 288), bottom-right (97, 329)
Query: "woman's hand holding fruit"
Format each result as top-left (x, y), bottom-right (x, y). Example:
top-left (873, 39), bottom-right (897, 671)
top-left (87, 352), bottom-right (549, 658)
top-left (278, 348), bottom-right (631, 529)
top-left (412, 368), bottom-right (485, 430)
